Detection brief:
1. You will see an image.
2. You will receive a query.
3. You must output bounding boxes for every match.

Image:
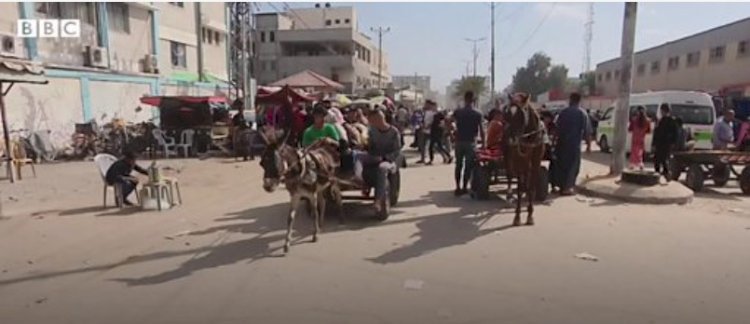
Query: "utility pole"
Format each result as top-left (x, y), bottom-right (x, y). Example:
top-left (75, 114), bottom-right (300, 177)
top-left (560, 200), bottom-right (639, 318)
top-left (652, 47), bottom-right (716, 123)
top-left (490, 2), bottom-right (496, 99)
top-left (464, 37), bottom-right (485, 77)
top-left (370, 26), bottom-right (390, 89)
top-left (611, 2), bottom-right (638, 175)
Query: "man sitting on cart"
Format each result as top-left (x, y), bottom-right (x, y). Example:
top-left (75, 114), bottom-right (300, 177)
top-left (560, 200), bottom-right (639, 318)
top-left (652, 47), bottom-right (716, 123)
top-left (359, 108), bottom-right (402, 212)
top-left (302, 106), bottom-right (341, 148)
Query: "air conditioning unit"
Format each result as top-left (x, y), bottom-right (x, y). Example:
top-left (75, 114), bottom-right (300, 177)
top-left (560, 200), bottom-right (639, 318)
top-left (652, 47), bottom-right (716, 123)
top-left (143, 54), bottom-right (158, 74)
top-left (84, 45), bottom-right (108, 68)
top-left (0, 32), bottom-right (21, 58)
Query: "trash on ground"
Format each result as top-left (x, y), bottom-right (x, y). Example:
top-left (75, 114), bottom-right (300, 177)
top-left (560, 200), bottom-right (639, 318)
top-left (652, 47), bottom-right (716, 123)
top-left (8, 196), bottom-right (19, 202)
top-left (403, 279), bottom-right (424, 290)
top-left (574, 252), bottom-right (599, 262)
top-left (35, 297), bottom-right (47, 304)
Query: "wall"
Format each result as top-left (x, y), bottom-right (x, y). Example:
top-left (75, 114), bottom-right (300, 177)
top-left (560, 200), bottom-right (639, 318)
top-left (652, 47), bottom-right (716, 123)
top-left (4, 78), bottom-right (84, 147)
top-left (156, 2), bottom-right (198, 78)
top-left (0, 3), bottom-right (19, 33)
top-left (199, 3), bottom-right (228, 80)
top-left (89, 81), bottom-right (153, 123)
top-left (108, 5), bottom-right (153, 74)
top-left (36, 21), bottom-right (99, 67)
top-left (291, 7), bottom-right (355, 29)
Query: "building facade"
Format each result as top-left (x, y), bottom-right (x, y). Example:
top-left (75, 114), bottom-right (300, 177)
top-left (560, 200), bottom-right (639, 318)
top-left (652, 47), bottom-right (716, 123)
top-left (0, 2), bottom-right (232, 147)
top-left (596, 17), bottom-right (750, 97)
top-left (254, 4), bottom-right (390, 93)
top-left (392, 75), bottom-right (431, 92)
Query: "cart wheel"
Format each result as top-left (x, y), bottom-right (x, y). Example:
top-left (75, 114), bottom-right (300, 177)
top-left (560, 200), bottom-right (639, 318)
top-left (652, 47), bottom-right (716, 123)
top-left (712, 163), bottom-right (730, 187)
top-left (388, 170), bottom-right (401, 207)
top-left (685, 164), bottom-right (704, 192)
top-left (535, 166), bottom-right (549, 202)
top-left (668, 158), bottom-right (683, 181)
top-left (740, 167), bottom-right (750, 195)
top-left (471, 164), bottom-right (491, 200)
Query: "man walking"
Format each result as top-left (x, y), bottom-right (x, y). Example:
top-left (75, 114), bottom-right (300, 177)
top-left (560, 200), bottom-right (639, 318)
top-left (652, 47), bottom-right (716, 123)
top-left (553, 93), bottom-right (592, 196)
top-left (712, 109), bottom-right (735, 150)
top-left (417, 101), bottom-right (436, 164)
top-left (452, 91), bottom-right (484, 196)
top-left (652, 104), bottom-right (679, 176)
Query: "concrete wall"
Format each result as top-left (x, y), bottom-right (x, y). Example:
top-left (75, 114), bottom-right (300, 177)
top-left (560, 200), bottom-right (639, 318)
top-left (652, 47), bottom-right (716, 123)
top-left (291, 7), bottom-right (355, 29)
top-left (36, 21), bottom-right (99, 67)
top-left (0, 3), bottom-right (19, 33)
top-left (4, 78), bottom-right (84, 147)
top-left (89, 81), bottom-right (153, 123)
top-left (108, 5), bottom-right (153, 74)
top-left (156, 2), bottom-right (199, 77)
top-left (200, 3), bottom-right (228, 80)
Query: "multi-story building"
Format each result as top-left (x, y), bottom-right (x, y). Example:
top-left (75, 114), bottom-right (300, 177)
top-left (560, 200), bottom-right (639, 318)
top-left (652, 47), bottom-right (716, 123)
top-left (596, 17), bottom-right (750, 97)
top-left (254, 4), bottom-right (390, 93)
top-left (392, 75), bottom-right (431, 92)
top-left (0, 2), bottom-right (232, 147)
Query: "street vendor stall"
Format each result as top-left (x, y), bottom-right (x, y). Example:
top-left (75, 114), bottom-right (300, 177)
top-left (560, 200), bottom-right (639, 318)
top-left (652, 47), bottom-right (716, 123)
top-left (139, 96), bottom-right (230, 155)
top-left (0, 57), bottom-right (48, 183)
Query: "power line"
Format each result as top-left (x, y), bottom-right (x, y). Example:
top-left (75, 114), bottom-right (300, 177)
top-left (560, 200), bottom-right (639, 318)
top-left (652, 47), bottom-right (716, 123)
top-left (501, 2), bottom-right (556, 59)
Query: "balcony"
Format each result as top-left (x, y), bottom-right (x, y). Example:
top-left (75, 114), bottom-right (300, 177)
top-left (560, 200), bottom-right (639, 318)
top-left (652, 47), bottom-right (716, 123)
top-left (277, 28), bottom-right (354, 43)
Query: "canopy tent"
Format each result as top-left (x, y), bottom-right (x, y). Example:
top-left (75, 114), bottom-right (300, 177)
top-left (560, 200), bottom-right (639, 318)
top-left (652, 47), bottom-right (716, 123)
top-left (256, 85), bottom-right (315, 105)
top-left (139, 96), bottom-right (228, 107)
top-left (268, 70), bottom-right (344, 92)
top-left (139, 96), bottom-right (230, 130)
top-left (0, 57), bottom-right (48, 183)
top-left (257, 86), bottom-right (281, 96)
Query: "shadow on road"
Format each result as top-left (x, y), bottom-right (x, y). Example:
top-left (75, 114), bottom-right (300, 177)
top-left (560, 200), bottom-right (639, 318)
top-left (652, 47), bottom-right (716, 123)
top-left (367, 190), bottom-right (520, 265)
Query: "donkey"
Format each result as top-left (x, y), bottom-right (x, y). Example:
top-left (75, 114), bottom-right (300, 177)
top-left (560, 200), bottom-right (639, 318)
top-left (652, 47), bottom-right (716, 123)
top-left (503, 93), bottom-right (546, 226)
top-left (259, 129), bottom-right (342, 253)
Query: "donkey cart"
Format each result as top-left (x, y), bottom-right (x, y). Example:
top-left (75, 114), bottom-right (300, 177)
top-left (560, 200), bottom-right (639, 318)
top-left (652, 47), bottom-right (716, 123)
top-left (670, 150), bottom-right (750, 194)
top-left (470, 147), bottom-right (550, 202)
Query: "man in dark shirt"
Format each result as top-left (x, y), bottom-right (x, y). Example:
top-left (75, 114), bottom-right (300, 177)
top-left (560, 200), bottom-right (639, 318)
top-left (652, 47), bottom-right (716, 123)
top-left (652, 104), bottom-right (678, 177)
top-left (362, 109), bottom-right (402, 212)
top-left (105, 151), bottom-right (148, 206)
top-left (452, 91), bottom-right (485, 196)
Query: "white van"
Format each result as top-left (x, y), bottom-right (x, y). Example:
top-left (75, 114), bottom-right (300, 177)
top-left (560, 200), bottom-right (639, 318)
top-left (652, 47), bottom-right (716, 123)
top-left (597, 91), bottom-right (716, 153)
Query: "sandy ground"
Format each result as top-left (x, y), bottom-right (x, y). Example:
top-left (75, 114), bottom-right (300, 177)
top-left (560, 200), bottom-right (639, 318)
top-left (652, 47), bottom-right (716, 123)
top-left (1, 150), bottom-right (750, 324)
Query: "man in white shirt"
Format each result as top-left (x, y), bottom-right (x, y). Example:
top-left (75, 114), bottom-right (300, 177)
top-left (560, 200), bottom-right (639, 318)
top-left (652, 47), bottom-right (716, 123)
top-left (417, 101), bottom-right (437, 163)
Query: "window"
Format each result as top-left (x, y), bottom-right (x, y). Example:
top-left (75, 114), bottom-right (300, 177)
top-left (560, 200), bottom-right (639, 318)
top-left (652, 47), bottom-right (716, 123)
top-left (668, 56), bottom-right (679, 71)
top-left (597, 74), bottom-right (603, 82)
top-left (215, 31), bottom-right (221, 44)
top-left (738, 40), bottom-right (749, 58)
top-left (687, 51), bottom-right (701, 67)
top-left (671, 104), bottom-right (715, 125)
top-left (614, 69), bottom-right (620, 79)
top-left (269, 31), bottom-right (275, 42)
top-left (605, 71), bottom-right (611, 81)
top-left (170, 41), bottom-right (186, 68)
top-left (325, 20), bottom-right (332, 26)
top-left (335, 19), bottom-right (341, 24)
top-left (260, 31), bottom-right (265, 43)
top-left (169, 2), bottom-right (184, 7)
top-left (637, 63), bottom-right (645, 76)
top-left (345, 19), bottom-right (350, 24)
top-left (207, 30), bottom-right (213, 44)
top-left (270, 61), bottom-right (277, 71)
top-left (709, 45), bottom-right (725, 63)
top-left (202, 28), bottom-right (207, 43)
top-left (650, 61), bottom-right (660, 74)
top-left (36, 3), bottom-right (96, 25)
top-left (107, 3), bottom-right (130, 33)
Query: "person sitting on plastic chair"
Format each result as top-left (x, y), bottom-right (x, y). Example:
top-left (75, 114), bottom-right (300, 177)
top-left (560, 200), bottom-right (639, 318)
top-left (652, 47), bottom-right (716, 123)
top-left (105, 151), bottom-right (148, 206)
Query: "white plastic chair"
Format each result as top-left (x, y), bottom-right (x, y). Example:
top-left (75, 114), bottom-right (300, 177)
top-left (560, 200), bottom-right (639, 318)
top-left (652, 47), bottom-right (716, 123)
top-left (176, 129), bottom-right (195, 158)
top-left (94, 153), bottom-right (123, 207)
top-left (152, 129), bottom-right (177, 158)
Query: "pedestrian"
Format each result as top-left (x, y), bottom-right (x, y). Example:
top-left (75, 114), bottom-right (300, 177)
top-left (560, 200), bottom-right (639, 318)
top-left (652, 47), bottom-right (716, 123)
top-left (652, 104), bottom-right (678, 176)
top-left (396, 105), bottom-right (409, 147)
top-left (105, 151), bottom-right (148, 206)
top-left (410, 107), bottom-right (424, 148)
top-left (674, 117), bottom-right (694, 152)
top-left (552, 93), bottom-right (592, 196)
top-left (712, 109), bottom-right (735, 150)
top-left (452, 91), bottom-right (484, 196)
top-left (417, 101), bottom-right (436, 164)
top-left (485, 108), bottom-right (504, 151)
top-left (428, 110), bottom-right (452, 165)
top-left (628, 106), bottom-right (651, 170)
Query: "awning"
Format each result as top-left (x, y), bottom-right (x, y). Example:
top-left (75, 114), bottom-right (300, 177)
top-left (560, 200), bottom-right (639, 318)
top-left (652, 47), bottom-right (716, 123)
top-left (256, 85), bottom-right (315, 104)
top-left (0, 58), bottom-right (48, 85)
top-left (269, 70), bottom-right (344, 91)
top-left (140, 96), bottom-right (228, 107)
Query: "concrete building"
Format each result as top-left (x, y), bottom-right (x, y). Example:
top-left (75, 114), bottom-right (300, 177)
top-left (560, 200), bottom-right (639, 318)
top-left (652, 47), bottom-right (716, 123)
top-left (0, 2), bottom-right (232, 147)
top-left (596, 17), bottom-right (750, 97)
top-left (392, 75), bottom-right (431, 92)
top-left (254, 4), bottom-right (390, 93)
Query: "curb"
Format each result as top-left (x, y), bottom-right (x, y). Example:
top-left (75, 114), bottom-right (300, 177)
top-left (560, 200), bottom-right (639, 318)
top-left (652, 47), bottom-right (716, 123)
top-left (576, 179), bottom-right (694, 205)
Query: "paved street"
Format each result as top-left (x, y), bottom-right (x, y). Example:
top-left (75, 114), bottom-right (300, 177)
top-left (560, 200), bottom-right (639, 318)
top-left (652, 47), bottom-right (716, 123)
top-left (1, 150), bottom-right (750, 324)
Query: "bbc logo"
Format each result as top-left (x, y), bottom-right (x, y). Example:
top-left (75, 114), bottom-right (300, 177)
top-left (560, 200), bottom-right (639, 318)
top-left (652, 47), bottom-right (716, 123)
top-left (17, 19), bottom-right (81, 38)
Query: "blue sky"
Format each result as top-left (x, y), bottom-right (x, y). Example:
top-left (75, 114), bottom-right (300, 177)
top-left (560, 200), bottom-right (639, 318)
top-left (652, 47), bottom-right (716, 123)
top-left (261, 2), bottom-right (750, 93)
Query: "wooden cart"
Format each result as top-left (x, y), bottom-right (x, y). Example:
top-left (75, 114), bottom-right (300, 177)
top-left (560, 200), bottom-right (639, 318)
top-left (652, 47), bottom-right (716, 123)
top-left (670, 150), bottom-right (750, 194)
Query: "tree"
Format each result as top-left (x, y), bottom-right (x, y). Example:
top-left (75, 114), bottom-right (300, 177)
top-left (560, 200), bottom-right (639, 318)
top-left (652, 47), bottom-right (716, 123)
top-left (510, 52), bottom-right (569, 100)
top-left (451, 76), bottom-right (488, 101)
